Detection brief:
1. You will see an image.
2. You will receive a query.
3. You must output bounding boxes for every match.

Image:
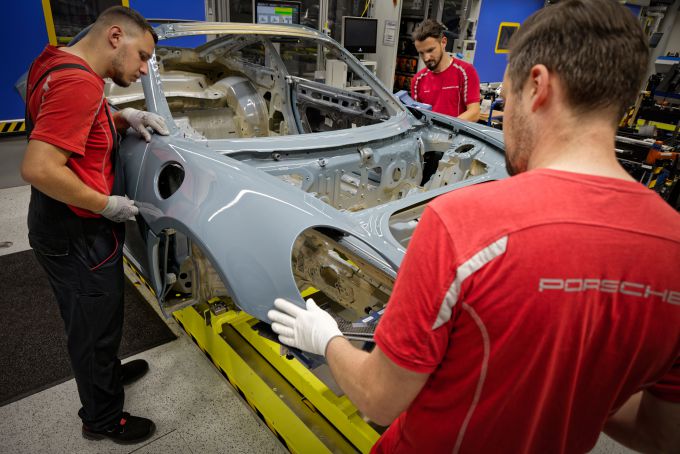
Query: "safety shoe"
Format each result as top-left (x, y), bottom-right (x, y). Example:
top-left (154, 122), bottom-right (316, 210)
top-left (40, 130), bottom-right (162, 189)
top-left (82, 412), bottom-right (156, 444)
top-left (121, 359), bottom-right (149, 386)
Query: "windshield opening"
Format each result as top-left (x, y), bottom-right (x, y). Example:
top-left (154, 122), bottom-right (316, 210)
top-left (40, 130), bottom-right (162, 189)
top-left (106, 33), bottom-right (396, 140)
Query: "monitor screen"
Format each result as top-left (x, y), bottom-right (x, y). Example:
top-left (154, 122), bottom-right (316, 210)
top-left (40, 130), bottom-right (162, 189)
top-left (256, 1), bottom-right (300, 25)
top-left (48, 0), bottom-right (122, 44)
top-left (342, 17), bottom-right (378, 54)
top-left (649, 32), bottom-right (663, 48)
top-left (443, 30), bottom-right (456, 52)
top-left (495, 23), bottom-right (519, 53)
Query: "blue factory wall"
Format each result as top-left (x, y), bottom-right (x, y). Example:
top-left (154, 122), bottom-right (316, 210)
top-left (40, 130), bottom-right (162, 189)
top-left (131, 0), bottom-right (207, 48)
top-left (1, 0), bottom-right (207, 121)
top-left (2, 2), bottom-right (49, 121)
top-left (473, 1), bottom-right (643, 84)
top-left (626, 4), bottom-right (642, 17)
top-left (0, 1), bottom-right (651, 121)
top-left (474, 0), bottom-right (544, 83)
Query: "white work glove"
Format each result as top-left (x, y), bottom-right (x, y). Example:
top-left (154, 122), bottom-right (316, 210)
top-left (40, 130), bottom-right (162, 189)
top-left (96, 195), bottom-right (138, 222)
top-left (119, 107), bottom-right (169, 142)
top-left (268, 298), bottom-right (343, 356)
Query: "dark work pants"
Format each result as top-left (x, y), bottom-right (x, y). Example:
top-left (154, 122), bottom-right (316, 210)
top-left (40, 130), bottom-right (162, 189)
top-left (30, 200), bottom-right (126, 431)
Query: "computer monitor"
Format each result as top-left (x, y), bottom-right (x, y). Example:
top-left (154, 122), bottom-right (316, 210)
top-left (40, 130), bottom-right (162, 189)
top-left (342, 17), bottom-right (378, 54)
top-left (255, 1), bottom-right (301, 25)
top-left (649, 32), bottom-right (664, 49)
top-left (495, 22), bottom-right (519, 53)
top-left (443, 30), bottom-right (456, 52)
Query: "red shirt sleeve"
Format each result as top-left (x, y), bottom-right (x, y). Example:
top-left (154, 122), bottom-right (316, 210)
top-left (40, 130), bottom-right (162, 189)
top-left (464, 64), bottom-right (481, 105)
top-left (411, 69), bottom-right (428, 102)
top-left (410, 72), bottom-right (418, 101)
top-left (29, 71), bottom-right (103, 156)
top-left (374, 207), bottom-right (460, 373)
top-left (648, 356), bottom-right (680, 403)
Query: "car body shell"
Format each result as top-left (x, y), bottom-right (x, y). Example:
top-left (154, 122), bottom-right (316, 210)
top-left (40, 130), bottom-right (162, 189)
top-left (22, 22), bottom-right (509, 324)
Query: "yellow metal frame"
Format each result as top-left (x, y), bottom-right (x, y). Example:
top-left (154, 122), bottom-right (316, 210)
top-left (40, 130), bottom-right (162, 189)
top-left (495, 22), bottom-right (519, 54)
top-left (173, 305), bottom-right (381, 453)
top-left (42, 0), bottom-right (130, 46)
top-left (636, 119), bottom-right (679, 132)
top-left (123, 255), bottom-right (380, 451)
top-left (41, 0), bottom-right (57, 46)
top-left (174, 308), bottom-right (330, 452)
top-left (232, 317), bottom-right (379, 451)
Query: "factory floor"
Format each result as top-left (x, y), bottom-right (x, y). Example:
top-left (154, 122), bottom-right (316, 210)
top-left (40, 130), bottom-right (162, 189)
top-left (0, 136), bottom-right (635, 453)
top-left (0, 184), bottom-right (285, 454)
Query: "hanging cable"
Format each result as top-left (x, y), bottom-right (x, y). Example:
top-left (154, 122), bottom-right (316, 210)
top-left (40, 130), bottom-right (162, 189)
top-left (361, 0), bottom-right (371, 18)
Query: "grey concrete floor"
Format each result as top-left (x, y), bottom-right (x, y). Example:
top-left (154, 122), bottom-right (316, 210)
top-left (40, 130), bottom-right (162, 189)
top-left (0, 184), bottom-right (286, 453)
top-left (0, 135), bottom-right (27, 190)
top-left (0, 182), bottom-right (636, 453)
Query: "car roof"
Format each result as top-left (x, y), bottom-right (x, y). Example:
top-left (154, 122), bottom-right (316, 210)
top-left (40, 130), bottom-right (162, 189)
top-left (155, 21), bottom-right (329, 42)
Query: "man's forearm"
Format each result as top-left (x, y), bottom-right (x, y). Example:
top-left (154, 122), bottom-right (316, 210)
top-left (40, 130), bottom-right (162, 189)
top-left (603, 392), bottom-right (650, 452)
top-left (325, 337), bottom-right (384, 422)
top-left (26, 165), bottom-right (107, 212)
top-left (112, 111), bottom-right (130, 131)
top-left (21, 142), bottom-right (108, 213)
top-left (604, 392), bottom-right (680, 453)
top-left (325, 338), bottom-right (427, 426)
top-left (268, 298), bottom-right (429, 427)
top-left (458, 104), bottom-right (481, 122)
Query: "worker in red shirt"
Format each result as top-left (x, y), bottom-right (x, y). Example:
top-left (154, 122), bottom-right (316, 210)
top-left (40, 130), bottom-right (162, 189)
top-left (269, 0), bottom-right (680, 452)
top-left (410, 19), bottom-right (481, 121)
top-left (21, 6), bottom-right (168, 445)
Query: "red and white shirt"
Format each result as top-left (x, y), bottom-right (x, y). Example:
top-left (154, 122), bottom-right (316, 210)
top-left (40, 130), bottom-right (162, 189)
top-left (373, 169), bottom-right (680, 454)
top-left (410, 58), bottom-right (481, 117)
top-left (27, 45), bottom-right (115, 218)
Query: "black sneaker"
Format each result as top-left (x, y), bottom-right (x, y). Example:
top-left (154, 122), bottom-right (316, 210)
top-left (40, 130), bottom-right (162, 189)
top-left (82, 412), bottom-right (156, 444)
top-left (120, 359), bottom-right (149, 386)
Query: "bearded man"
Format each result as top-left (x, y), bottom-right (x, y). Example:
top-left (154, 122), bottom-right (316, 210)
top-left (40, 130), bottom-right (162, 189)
top-left (21, 6), bottom-right (168, 444)
top-left (410, 19), bottom-right (481, 121)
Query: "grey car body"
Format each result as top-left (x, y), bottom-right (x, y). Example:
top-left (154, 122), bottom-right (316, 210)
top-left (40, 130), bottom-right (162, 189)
top-left (53, 22), bottom-right (510, 325)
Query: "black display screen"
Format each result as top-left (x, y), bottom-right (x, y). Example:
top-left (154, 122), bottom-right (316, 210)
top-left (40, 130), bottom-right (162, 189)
top-left (342, 17), bottom-right (378, 54)
top-left (49, 0), bottom-right (122, 43)
top-left (649, 32), bottom-right (663, 49)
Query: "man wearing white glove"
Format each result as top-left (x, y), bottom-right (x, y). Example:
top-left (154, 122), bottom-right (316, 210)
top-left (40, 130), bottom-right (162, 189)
top-left (95, 194), bottom-right (139, 222)
top-left (268, 298), bottom-right (343, 356)
top-left (268, 298), bottom-right (428, 428)
top-left (118, 107), bottom-right (169, 142)
top-left (269, 2), bottom-right (680, 453)
top-left (20, 6), bottom-right (161, 445)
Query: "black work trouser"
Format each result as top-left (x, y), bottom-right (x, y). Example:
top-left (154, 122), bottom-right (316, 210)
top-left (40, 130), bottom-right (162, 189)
top-left (29, 191), bottom-right (126, 430)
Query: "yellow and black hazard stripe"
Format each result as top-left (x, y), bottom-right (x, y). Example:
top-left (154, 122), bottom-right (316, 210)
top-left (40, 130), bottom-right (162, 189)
top-left (123, 255), bottom-right (158, 297)
top-left (0, 120), bottom-right (27, 136)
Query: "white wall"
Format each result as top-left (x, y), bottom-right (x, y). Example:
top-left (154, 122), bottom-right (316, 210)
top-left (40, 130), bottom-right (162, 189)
top-left (364, 0), bottom-right (402, 89)
top-left (645, 0), bottom-right (680, 79)
top-left (664, 7), bottom-right (680, 54)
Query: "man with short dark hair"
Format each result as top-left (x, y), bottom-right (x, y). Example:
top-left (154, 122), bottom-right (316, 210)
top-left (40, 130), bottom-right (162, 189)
top-left (269, 1), bottom-right (680, 452)
top-left (21, 6), bottom-right (168, 445)
top-left (410, 18), bottom-right (480, 121)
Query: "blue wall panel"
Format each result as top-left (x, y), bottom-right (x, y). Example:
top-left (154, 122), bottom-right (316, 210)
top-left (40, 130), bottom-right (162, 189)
top-left (474, 0), bottom-right (544, 83)
top-left (626, 4), bottom-right (642, 17)
top-left (2, 3), bottom-right (50, 120)
top-left (1, 1), bottom-right (207, 121)
top-left (130, 0), bottom-right (207, 48)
